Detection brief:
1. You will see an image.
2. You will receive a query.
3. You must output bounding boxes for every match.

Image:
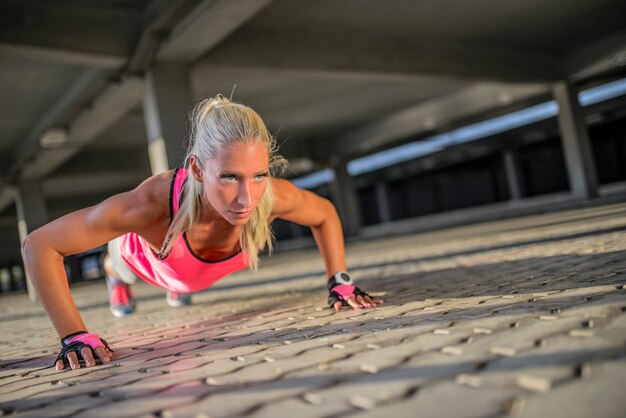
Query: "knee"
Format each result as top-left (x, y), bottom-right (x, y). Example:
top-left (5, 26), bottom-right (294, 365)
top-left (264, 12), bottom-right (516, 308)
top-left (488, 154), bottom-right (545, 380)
top-left (103, 254), bottom-right (115, 277)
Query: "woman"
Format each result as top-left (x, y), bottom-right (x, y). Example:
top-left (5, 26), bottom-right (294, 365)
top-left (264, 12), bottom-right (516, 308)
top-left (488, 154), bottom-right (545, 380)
top-left (21, 96), bottom-right (383, 372)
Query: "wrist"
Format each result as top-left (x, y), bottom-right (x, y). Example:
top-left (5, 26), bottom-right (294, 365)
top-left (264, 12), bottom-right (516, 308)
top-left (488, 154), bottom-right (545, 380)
top-left (329, 271), bottom-right (352, 283)
top-left (61, 330), bottom-right (88, 346)
top-left (327, 271), bottom-right (353, 291)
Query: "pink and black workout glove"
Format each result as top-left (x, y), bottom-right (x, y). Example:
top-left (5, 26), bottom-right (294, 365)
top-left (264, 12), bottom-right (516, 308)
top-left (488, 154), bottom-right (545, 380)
top-left (327, 271), bottom-right (372, 310)
top-left (54, 330), bottom-right (113, 368)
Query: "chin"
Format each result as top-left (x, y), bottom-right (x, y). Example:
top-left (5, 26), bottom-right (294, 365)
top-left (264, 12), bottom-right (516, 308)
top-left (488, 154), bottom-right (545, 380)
top-left (226, 214), bottom-right (252, 225)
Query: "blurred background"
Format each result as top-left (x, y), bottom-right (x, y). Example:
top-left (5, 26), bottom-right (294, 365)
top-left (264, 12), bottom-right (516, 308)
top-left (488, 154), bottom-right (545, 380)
top-left (1, 0), bottom-right (625, 296)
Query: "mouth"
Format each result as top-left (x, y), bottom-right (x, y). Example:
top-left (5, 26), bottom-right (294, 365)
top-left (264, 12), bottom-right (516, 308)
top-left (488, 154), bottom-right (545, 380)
top-left (229, 209), bottom-right (252, 217)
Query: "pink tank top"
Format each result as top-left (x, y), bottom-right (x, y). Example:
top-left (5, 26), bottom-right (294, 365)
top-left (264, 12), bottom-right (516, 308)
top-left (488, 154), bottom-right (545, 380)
top-left (118, 168), bottom-right (249, 293)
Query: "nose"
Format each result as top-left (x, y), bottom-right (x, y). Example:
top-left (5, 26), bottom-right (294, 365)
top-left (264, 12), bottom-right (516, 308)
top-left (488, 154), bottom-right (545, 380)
top-left (237, 180), bottom-right (251, 208)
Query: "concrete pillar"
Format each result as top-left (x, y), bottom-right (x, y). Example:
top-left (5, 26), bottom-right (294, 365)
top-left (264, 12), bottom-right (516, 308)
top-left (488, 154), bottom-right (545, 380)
top-left (143, 63), bottom-right (194, 174)
top-left (0, 268), bottom-right (11, 293)
top-left (11, 265), bottom-right (26, 291)
top-left (374, 181), bottom-right (392, 223)
top-left (552, 81), bottom-right (598, 199)
top-left (502, 148), bottom-right (525, 201)
top-left (329, 157), bottom-right (362, 237)
top-left (15, 179), bottom-right (48, 301)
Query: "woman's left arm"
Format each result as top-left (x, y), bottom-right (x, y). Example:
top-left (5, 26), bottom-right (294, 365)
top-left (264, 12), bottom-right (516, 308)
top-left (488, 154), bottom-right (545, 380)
top-left (270, 178), bottom-right (384, 311)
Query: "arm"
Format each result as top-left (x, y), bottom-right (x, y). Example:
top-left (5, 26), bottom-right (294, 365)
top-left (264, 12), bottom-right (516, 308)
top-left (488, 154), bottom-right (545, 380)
top-left (270, 178), bottom-right (345, 277)
top-left (270, 178), bottom-right (383, 311)
top-left (21, 172), bottom-right (171, 369)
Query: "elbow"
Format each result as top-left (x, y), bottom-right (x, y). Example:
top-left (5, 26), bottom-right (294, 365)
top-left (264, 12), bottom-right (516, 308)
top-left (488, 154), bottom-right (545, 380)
top-left (324, 197), bottom-right (339, 218)
top-left (21, 229), bottom-right (44, 265)
top-left (313, 197), bottom-right (340, 229)
top-left (20, 229), bottom-right (54, 284)
top-left (21, 231), bottom-right (36, 262)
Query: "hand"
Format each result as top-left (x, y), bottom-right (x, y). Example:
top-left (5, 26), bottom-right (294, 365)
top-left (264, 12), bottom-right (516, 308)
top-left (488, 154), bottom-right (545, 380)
top-left (328, 283), bottom-right (384, 312)
top-left (54, 331), bottom-right (114, 371)
top-left (332, 292), bottom-right (384, 312)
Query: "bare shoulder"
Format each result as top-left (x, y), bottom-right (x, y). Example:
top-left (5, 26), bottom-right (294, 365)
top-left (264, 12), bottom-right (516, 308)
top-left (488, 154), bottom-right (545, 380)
top-left (269, 177), bottom-right (331, 227)
top-left (121, 170), bottom-right (174, 229)
top-left (132, 170), bottom-right (174, 208)
top-left (82, 169), bottom-right (174, 236)
top-left (270, 177), bottom-right (302, 218)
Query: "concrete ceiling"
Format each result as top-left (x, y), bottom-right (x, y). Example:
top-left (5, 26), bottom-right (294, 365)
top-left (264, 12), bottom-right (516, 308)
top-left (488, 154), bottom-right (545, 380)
top-left (0, 0), bottom-right (625, 264)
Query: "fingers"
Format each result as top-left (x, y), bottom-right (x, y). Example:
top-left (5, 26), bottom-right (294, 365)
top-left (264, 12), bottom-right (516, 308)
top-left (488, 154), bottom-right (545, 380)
top-left (66, 351), bottom-right (80, 369)
top-left (346, 297), bottom-right (362, 310)
top-left (356, 295), bottom-right (372, 308)
top-left (57, 345), bottom-right (114, 372)
top-left (332, 294), bottom-right (384, 312)
top-left (93, 346), bottom-right (112, 364)
top-left (80, 346), bottom-right (97, 367)
top-left (346, 295), bottom-right (384, 310)
top-left (365, 295), bottom-right (385, 305)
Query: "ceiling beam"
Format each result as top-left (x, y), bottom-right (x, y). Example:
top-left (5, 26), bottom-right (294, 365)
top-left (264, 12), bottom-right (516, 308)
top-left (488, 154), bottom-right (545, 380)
top-left (203, 31), bottom-right (562, 83)
top-left (565, 29), bottom-right (626, 82)
top-left (18, 77), bottom-right (144, 180)
top-left (51, 148), bottom-right (150, 176)
top-left (0, 43), bottom-right (126, 69)
top-left (332, 82), bottom-right (549, 158)
top-left (193, 62), bottom-right (468, 84)
top-left (43, 170), bottom-right (148, 199)
top-left (157, 0), bottom-right (274, 62)
top-left (6, 68), bottom-right (104, 181)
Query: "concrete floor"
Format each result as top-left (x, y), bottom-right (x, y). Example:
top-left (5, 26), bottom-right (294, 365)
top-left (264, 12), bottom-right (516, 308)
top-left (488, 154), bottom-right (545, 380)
top-left (1, 201), bottom-right (626, 417)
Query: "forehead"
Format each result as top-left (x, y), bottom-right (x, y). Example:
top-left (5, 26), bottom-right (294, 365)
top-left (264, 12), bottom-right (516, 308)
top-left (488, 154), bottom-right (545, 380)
top-left (211, 141), bottom-right (269, 169)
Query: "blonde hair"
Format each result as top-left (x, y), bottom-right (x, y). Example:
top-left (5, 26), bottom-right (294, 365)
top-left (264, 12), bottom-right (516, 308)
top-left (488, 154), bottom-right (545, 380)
top-left (158, 95), bottom-right (285, 270)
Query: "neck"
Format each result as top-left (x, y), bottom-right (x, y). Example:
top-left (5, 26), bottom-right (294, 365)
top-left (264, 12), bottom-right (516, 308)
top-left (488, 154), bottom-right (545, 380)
top-left (197, 199), bottom-right (241, 233)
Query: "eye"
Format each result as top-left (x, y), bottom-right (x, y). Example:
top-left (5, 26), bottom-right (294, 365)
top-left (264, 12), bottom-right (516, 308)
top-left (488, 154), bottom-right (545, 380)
top-left (255, 172), bottom-right (268, 181)
top-left (220, 174), bottom-right (236, 181)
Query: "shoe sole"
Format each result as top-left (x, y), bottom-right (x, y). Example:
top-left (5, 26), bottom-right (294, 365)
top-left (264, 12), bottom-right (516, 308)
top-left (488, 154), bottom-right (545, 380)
top-left (110, 302), bottom-right (136, 317)
top-left (166, 300), bottom-right (191, 308)
top-left (110, 308), bottom-right (133, 317)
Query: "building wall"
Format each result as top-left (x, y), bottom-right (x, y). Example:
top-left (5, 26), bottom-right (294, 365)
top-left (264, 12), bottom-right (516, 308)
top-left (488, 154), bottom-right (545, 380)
top-left (591, 118), bottom-right (626, 184)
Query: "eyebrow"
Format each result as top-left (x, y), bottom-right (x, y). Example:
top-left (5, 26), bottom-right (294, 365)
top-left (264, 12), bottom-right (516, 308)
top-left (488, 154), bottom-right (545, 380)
top-left (218, 169), bottom-right (269, 175)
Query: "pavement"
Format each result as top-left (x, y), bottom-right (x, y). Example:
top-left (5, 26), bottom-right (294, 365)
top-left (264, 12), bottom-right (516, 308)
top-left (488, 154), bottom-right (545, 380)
top-left (1, 200), bottom-right (626, 418)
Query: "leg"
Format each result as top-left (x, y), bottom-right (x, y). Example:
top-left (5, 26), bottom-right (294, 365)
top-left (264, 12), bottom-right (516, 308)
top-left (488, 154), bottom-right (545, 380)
top-left (106, 239), bottom-right (137, 285)
top-left (105, 239), bottom-right (138, 317)
top-left (103, 254), bottom-right (120, 280)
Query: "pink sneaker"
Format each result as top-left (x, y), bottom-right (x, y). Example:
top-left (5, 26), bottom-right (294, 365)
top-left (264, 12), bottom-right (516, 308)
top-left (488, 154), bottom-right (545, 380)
top-left (106, 276), bottom-right (136, 317)
top-left (166, 290), bottom-right (192, 307)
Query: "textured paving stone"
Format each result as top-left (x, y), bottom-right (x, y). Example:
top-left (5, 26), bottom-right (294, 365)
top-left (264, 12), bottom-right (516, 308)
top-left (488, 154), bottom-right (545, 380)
top-left (1, 201), bottom-right (626, 417)
top-left (513, 358), bottom-right (626, 418)
top-left (350, 380), bottom-right (520, 418)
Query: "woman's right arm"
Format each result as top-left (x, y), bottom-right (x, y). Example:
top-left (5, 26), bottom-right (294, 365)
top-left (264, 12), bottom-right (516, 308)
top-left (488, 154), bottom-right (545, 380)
top-left (20, 172), bottom-right (170, 369)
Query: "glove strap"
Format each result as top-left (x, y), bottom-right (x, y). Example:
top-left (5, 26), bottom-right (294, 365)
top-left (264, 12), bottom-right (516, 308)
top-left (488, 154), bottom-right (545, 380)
top-left (61, 330), bottom-right (88, 347)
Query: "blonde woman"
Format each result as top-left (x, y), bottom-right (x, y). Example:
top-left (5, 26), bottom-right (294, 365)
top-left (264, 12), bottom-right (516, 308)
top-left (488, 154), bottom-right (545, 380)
top-left (21, 96), bottom-right (383, 372)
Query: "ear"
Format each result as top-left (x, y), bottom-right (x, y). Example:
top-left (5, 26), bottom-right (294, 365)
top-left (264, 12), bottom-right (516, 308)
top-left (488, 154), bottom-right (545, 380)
top-left (189, 155), bottom-right (204, 182)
